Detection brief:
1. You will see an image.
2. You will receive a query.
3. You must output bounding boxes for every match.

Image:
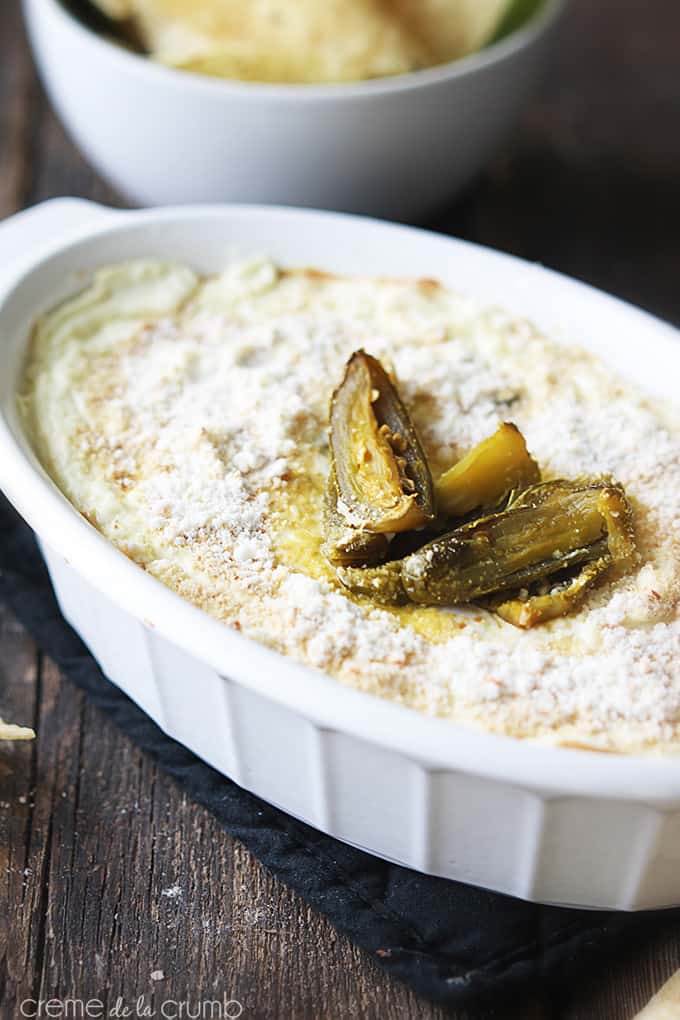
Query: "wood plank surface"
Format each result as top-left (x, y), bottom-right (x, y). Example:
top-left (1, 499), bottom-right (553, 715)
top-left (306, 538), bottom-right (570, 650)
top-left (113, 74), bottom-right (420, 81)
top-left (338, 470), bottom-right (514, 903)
top-left (1, 0), bottom-right (680, 1017)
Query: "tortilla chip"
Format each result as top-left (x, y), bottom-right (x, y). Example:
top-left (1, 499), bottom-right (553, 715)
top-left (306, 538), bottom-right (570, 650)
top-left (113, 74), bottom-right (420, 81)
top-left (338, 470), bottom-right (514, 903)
top-left (634, 969), bottom-right (680, 1019)
top-left (118, 0), bottom-right (431, 83)
top-left (390, 0), bottom-right (513, 64)
top-left (86, 0), bottom-right (515, 82)
top-left (0, 716), bottom-right (36, 741)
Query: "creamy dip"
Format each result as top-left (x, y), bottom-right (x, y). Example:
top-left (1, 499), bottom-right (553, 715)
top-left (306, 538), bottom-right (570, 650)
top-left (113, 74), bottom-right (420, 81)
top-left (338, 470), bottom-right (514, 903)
top-left (20, 259), bottom-right (680, 753)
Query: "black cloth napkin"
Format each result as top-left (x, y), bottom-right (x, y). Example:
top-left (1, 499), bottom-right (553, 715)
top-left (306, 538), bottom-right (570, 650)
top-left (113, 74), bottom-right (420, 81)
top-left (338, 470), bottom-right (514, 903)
top-left (0, 493), bottom-right (675, 1011)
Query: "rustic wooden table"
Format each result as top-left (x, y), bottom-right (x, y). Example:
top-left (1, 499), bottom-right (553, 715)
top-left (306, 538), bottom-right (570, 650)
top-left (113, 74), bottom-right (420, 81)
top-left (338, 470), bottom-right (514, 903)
top-left (1, 0), bottom-right (680, 1017)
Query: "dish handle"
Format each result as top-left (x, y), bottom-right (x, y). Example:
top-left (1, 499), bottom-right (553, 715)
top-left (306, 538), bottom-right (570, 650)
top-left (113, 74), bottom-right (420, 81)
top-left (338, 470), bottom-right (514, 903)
top-left (0, 198), bottom-right (117, 292)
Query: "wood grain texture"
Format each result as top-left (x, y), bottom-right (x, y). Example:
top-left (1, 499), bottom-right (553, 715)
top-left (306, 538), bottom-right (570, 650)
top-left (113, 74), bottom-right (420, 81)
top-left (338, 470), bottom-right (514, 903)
top-left (1, 0), bottom-right (680, 1016)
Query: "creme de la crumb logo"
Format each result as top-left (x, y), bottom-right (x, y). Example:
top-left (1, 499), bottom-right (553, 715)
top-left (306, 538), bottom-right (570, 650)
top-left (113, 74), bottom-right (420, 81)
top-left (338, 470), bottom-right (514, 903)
top-left (19, 997), bottom-right (244, 1019)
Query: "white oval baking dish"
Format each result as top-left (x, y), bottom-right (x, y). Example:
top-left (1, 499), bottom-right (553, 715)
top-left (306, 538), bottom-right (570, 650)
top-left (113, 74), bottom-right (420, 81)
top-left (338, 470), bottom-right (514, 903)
top-left (1, 199), bottom-right (680, 911)
top-left (23, 0), bottom-right (563, 218)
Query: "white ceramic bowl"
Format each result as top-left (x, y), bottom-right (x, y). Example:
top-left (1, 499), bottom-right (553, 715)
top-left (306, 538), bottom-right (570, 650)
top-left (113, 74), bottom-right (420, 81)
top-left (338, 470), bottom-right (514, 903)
top-left (23, 0), bottom-right (563, 218)
top-left (2, 198), bottom-right (680, 910)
